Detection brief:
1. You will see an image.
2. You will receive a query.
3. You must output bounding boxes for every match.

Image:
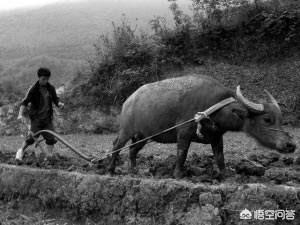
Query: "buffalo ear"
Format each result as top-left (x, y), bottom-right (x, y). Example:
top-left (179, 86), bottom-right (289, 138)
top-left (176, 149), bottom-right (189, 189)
top-left (231, 107), bottom-right (248, 121)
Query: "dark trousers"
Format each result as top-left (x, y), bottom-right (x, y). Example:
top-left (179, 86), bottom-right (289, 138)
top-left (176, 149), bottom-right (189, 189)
top-left (25, 119), bottom-right (57, 145)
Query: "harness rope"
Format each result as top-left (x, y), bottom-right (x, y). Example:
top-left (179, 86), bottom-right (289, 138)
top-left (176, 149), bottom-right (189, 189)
top-left (29, 97), bottom-right (237, 164)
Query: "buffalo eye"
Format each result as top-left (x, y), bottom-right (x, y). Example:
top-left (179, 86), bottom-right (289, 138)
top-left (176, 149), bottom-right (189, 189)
top-left (263, 117), bottom-right (272, 124)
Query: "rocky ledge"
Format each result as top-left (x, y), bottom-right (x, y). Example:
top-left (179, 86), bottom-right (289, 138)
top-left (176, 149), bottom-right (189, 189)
top-left (0, 164), bottom-right (299, 225)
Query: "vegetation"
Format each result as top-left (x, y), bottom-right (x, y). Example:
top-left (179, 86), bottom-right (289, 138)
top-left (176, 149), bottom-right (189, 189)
top-left (0, 80), bottom-right (22, 106)
top-left (0, 0), bottom-right (174, 61)
top-left (159, 0), bottom-right (300, 63)
top-left (71, 0), bottom-right (299, 117)
top-left (1, 0), bottom-right (299, 136)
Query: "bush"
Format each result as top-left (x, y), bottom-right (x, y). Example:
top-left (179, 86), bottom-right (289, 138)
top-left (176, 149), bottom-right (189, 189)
top-left (0, 80), bottom-right (23, 105)
top-left (78, 17), bottom-right (164, 108)
top-left (151, 0), bottom-right (300, 64)
top-left (70, 0), bottom-right (300, 110)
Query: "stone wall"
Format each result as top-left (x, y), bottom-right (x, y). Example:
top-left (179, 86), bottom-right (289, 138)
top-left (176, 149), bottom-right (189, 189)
top-left (0, 164), bottom-right (299, 225)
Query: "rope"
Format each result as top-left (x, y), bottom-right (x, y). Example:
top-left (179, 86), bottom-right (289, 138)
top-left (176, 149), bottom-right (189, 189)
top-left (30, 97), bottom-right (236, 164)
top-left (98, 118), bottom-right (195, 159)
top-left (31, 119), bottom-right (194, 164)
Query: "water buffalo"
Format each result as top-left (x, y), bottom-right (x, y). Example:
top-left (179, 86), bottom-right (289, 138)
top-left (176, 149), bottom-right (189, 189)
top-left (108, 75), bottom-right (296, 178)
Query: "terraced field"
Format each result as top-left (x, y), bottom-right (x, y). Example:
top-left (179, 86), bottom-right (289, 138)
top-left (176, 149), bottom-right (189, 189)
top-left (0, 127), bottom-right (299, 224)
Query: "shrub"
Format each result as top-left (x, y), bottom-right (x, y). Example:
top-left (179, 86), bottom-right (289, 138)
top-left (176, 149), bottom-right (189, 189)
top-left (151, 0), bottom-right (300, 64)
top-left (79, 17), bottom-right (163, 108)
top-left (0, 80), bottom-right (23, 105)
top-left (69, 0), bottom-right (300, 111)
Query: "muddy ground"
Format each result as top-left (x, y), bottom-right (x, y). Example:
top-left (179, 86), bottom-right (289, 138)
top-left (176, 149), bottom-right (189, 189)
top-left (0, 128), bottom-right (299, 224)
top-left (0, 147), bottom-right (300, 186)
top-left (0, 128), bottom-right (300, 186)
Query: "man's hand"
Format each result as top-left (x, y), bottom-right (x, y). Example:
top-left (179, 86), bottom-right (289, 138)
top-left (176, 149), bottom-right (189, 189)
top-left (58, 102), bottom-right (64, 109)
top-left (17, 114), bottom-right (29, 125)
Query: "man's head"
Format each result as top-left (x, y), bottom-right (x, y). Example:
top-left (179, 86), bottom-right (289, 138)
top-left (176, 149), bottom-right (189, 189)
top-left (37, 67), bottom-right (51, 86)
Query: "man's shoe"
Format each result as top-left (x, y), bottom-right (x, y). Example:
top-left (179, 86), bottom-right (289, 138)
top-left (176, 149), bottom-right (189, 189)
top-left (15, 148), bottom-right (24, 164)
top-left (46, 145), bottom-right (54, 156)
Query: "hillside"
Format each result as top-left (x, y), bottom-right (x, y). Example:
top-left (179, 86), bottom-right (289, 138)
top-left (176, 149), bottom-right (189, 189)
top-left (0, 0), bottom-right (190, 96)
top-left (62, 0), bottom-right (299, 134)
top-left (0, 55), bottom-right (88, 89)
top-left (0, 0), bottom-right (299, 136)
top-left (0, 0), bottom-right (185, 61)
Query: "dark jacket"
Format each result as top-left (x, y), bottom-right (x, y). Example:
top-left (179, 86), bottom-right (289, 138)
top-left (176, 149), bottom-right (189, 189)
top-left (21, 81), bottom-right (59, 120)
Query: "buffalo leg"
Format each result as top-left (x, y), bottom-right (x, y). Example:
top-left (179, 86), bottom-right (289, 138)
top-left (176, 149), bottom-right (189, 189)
top-left (108, 133), bottom-right (130, 174)
top-left (211, 136), bottom-right (225, 178)
top-left (173, 130), bottom-right (192, 179)
top-left (129, 134), bottom-right (146, 173)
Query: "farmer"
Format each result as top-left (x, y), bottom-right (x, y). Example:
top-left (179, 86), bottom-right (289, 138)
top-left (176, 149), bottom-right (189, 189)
top-left (16, 67), bottom-right (64, 162)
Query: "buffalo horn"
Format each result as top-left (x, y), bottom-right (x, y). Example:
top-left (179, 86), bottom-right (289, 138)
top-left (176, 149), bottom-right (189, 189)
top-left (264, 89), bottom-right (281, 112)
top-left (236, 85), bottom-right (264, 112)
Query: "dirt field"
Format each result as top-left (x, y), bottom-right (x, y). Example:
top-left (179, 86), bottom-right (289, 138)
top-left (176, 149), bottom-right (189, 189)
top-left (0, 127), bottom-right (299, 224)
top-left (1, 127), bottom-right (300, 184)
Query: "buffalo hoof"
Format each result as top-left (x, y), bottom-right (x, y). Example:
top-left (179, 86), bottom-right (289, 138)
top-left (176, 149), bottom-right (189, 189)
top-left (215, 167), bottom-right (235, 181)
top-left (173, 168), bottom-right (185, 179)
top-left (108, 171), bottom-right (115, 176)
top-left (15, 159), bottom-right (23, 166)
top-left (107, 167), bottom-right (116, 176)
top-left (129, 167), bottom-right (138, 175)
top-left (214, 171), bottom-right (225, 181)
top-left (212, 166), bottom-right (227, 181)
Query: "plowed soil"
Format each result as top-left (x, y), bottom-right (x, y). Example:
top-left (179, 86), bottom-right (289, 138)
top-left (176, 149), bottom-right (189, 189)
top-left (1, 128), bottom-right (299, 187)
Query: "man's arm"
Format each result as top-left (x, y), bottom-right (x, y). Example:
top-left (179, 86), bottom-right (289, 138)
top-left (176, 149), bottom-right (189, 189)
top-left (18, 85), bottom-right (34, 118)
top-left (51, 85), bottom-right (64, 108)
top-left (17, 105), bottom-right (26, 119)
top-left (18, 86), bottom-right (33, 123)
top-left (20, 85), bottom-right (34, 107)
top-left (51, 85), bottom-right (60, 107)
